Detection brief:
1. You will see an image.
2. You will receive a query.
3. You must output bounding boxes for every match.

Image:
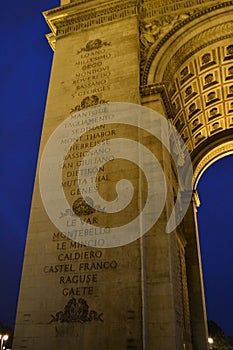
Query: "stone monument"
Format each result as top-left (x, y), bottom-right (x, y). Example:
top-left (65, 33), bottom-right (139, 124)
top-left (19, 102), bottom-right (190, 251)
top-left (13, 0), bottom-right (233, 349)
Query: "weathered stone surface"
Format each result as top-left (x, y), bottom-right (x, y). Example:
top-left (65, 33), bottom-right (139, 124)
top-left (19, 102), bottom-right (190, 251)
top-left (13, 1), bottom-right (233, 349)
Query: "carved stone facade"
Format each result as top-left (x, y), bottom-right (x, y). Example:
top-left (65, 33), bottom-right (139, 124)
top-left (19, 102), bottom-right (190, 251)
top-left (13, 1), bottom-right (233, 350)
top-left (140, 1), bottom-right (233, 163)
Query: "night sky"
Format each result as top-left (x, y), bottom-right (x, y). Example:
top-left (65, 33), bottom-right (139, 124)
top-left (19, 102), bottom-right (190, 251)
top-left (0, 0), bottom-right (232, 337)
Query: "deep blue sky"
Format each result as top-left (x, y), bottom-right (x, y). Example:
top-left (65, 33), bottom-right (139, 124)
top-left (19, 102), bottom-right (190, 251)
top-left (197, 155), bottom-right (233, 336)
top-left (0, 0), bottom-right (232, 337)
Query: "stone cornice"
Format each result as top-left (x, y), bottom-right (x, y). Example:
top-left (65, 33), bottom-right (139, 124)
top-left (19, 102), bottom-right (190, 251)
top-left (43, 0), bottom-right (138, 47)
top-left (140, 0), bottom-right (221, 19)
top-left (46, 33), bottom-right (56, 51)
top-left (140, 83), bottom-right (163, 96)
top-left (44, 1), bottom-right (90, 16)
top-left (140, 84), bottom-right (175, 119)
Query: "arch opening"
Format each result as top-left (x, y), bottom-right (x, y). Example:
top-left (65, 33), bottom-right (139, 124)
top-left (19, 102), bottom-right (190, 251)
top-left (196, 154), bottom-right (233, 336)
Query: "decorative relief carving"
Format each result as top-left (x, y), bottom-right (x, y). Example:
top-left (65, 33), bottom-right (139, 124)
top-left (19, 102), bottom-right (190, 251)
top-left (200, 52), bottom-right (217, 71)
top-left (229, 101), bottom-right (233, 112)
top-left (141, 3), bottom-right (233, 84)
top-left (203, 73), bottom-right (218, 89)
top-left (156, 40), bottom-right (233, 151)
top-left (72, 196), bottom-right (105, 216)
top-left (70, 95), bottom-right (108, 113)
top-left (209, 107), bottom-right (221, 120)
top-left (169, 82), bottom-right (177, 97)
top-left (175, 117), bottom-right (185, 133)
top-left (227, 84), bottom-right (233, 97)
top-left (44, 0), bottom-right (89, 16)
top-left (50, 298), bottom-right (104, 324)
top-left (44, 1), bottom-right (233, 156)
top-left (77, 39), bottom-right (111, 54)
top-left (206, 91), bottom-right (218, 106)
top-left (180, 66), bottom-right (194, 85)
top-left (210, 121), bottom-right (222, 134)
top-left (140, 12), bottom-right (191, 50)
top-left (44, 0), bottom-right (138, 40)
top-left (194, 131), bottom-right (206, 145)
top-left (181, 129), bottom-right (189, 143)
top-left (140, 83), bottom-right (163, 96)
top-left (224, 44), bottom-right (233, 60)
top-left (162, 22), bottom-right (233, 84)
top-left (139, 11), bottom-right (198, 75)
top-left (72, 197), bottom-right (96, 216)
top-left (173, 98), bottom-right (181, 115)
top-left (226, 65), bottom-right (233, 80)
top-left (188, 102), bottom-right (200, 118)
top-left (140, 0), bottom-right (218, 19)
top-left (184, 85), bottom-right (197, 103)
top-left (191, 118), bottom-right (202, 134)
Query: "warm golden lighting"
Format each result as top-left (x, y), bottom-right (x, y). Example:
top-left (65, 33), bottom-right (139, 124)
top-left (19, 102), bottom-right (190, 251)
top-left (208, 337), bottom-right (214, 344)
top-left (0, 334), bottom-right (9, 350)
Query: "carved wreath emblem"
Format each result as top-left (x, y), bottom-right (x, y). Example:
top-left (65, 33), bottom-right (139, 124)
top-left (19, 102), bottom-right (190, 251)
top-left (72, 197), bottom-right (95, 216)
top-left (70, 95), bottom-right (108, 113)
top-left (77, 39), bottom-right (111, 54)
top-left (50, 298), bottom-right (104, 324)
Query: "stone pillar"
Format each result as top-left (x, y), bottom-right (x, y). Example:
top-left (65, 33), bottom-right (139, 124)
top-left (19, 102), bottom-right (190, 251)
top-left (13, 2), bottom-right (144, 349)
top-left (140, 86), bottom-right (191, 350)
top-left (182, 192), bottom-right (209, 350)
top-left (13, 2), bottom-right (209, 350)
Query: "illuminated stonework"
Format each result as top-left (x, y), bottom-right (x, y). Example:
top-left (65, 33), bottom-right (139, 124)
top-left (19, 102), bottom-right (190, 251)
top-left (13, 1), bottom-right (233, 350)
top-left (193, 140), bottom-right (233, 185)
top-left (168, 42), bottom-right (233, 152)
top-left (141, 1), bottom-right (233, 163)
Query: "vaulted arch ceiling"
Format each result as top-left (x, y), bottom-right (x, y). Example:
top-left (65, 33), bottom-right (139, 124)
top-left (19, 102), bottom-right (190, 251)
top-left (140, 2), bottom-right (233, 182)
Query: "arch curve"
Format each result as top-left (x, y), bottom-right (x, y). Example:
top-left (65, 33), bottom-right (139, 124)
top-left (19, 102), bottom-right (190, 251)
top-left (142, 2), bottom-right (233, 85)
top-left (193, 139), bottom-right (233, 188)
top-left (141, 2), bottom-right (233, 161)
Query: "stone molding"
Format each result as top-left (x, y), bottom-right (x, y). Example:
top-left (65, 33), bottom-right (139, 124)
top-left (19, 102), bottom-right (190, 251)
top-left (140, 83), bottom-right (163, 96)
top-left (193, 140), bottom-right (233, 186)
top-left (140, 0), bottom-right (219, 19)
top-left (46, 33), bottom-right (56, 50)
top-left (140, 83), bottom-right (175, 119)
top-left (163, 21), bottom-right (233, 84)
top-left (43, 0), bottom-right (138, 48)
